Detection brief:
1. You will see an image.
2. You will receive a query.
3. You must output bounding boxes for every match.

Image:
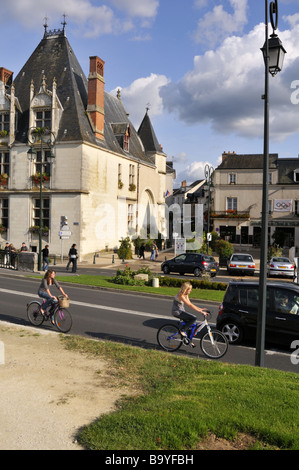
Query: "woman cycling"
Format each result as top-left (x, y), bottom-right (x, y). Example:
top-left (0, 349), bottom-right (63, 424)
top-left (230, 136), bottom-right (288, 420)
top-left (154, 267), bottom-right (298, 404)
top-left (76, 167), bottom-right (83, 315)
top-left (172, 282), bottom-right (208, 343)
top-left (38, 270), bottom-right (68, 322)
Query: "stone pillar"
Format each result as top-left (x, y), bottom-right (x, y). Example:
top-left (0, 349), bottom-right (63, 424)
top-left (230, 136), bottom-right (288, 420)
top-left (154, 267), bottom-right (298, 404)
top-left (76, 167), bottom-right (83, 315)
top-left (17, 252), bottom-right (38, 272)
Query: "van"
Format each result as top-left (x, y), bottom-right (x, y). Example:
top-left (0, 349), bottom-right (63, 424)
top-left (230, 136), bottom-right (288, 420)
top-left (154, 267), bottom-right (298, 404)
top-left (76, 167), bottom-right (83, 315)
top-left (216, 280), bottom-right (299, 346)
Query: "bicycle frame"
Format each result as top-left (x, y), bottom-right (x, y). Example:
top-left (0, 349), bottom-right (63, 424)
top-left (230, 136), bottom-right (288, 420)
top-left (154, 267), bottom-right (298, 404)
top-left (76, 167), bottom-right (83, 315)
top-left (180, 318), bottom-right (214, 343)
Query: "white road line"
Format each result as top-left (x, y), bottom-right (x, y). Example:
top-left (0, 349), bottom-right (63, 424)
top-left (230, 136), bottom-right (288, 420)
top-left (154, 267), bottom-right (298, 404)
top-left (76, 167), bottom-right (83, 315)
top-left (0, 288), bottom-right (293, 357)
top-left (0, 288), bottom-right (171, 320)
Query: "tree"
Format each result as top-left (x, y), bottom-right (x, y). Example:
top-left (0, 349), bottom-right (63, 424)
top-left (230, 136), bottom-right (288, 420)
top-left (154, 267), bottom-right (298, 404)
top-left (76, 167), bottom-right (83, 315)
top-left (118, 237), bottom-right (133, 260)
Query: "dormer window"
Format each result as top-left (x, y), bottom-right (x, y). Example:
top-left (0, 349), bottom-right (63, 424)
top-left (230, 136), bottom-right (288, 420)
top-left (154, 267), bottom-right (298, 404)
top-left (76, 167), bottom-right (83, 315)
top-left (294, 169), bottom-right (299, 183)
top-left (0, 113), bottom-right (9, 134)
top-left (124, 130), bottom-right (130, 152)
top-left (111, 123), bottom-right (130, 152)
top-left (36, 109), bottom-right (51, 129)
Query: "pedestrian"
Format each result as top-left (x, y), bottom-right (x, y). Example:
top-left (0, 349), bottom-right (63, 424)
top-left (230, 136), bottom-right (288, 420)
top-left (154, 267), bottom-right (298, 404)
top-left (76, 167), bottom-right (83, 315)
top-left (42, 244), bottom-right (50, 271)
top-left (150, 241), bottom-right (157, 261)
top-left (9, 244), bottom-right (16, 268)
top-left (20, 242), bottom-right (28, 251)
top-left (4, 242), bottom-right (10, 266)
top-left (68, 243), bottom-right (78, 273)
top-left (139, 243), bottom-right (145, 259)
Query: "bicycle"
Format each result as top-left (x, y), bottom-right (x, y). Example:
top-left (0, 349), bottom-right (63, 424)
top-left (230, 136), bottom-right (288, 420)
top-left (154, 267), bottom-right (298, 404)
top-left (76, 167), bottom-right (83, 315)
top-left (27, 296), bottom-right (72, 333)
top-left (157, 312), bottom-right (228, 359)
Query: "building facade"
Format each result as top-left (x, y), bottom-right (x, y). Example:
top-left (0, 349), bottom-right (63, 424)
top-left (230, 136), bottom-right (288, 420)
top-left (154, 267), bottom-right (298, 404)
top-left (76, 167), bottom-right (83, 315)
top-left (0, 25), bottom-right (168, 260)
top-left (212, 152), bottom-right (299, 250)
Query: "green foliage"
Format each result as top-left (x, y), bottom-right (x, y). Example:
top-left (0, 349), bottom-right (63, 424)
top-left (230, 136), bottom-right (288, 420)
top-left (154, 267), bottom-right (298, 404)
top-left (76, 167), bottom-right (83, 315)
top-left (62, 336), bottom-right (299, 451)
top-left (159, 276), bottom-right (227, 291)
top-left (214, 239), bottom-right (234, 258)
top-left (117, 237), bottom-right (133, 260)
top-left (112, 266), bottom-right (153, 286)
top-left (268, 244), bottom-right (283, 261)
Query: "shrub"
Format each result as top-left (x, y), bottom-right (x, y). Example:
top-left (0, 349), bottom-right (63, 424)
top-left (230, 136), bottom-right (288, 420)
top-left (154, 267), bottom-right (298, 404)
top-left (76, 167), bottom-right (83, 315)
top-left (112, 266), bottom-right (153, 286)
top-left (158, 276), bottom-right (227, 291)
top-left (118, 237), bottom-right (133, 260)
top-left (214, 239), bottom-right (234, 259)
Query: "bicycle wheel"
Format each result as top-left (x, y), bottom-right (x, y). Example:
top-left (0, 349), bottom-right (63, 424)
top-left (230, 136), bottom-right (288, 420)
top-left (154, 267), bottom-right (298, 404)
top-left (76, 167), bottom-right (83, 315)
top-left (54, 308), bottom-right (72, 333)
top-left (27, 301), bottom-right (44, 326)
top-left (157, 324), bottom-right (183, 352)
top-left (200, 329), bottom-right (228, 359)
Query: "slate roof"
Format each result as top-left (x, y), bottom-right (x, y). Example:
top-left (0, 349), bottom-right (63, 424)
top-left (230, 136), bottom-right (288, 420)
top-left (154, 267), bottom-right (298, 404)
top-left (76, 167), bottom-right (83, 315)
top-left (11, 28), bottom-right (159, 166)
top-left (138, 110), bottom-right (164, 155)
top-left (277, 158), bottom-right (299, 184)
top-left (217, 153), bottom-right (279, 170)
top-left (217, 153), bottom-right (299, 185)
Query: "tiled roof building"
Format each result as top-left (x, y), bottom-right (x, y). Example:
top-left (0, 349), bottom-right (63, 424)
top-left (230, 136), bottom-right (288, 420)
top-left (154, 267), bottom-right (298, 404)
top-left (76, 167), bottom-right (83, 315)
top-left (0, 25), bottom-right (168, 260)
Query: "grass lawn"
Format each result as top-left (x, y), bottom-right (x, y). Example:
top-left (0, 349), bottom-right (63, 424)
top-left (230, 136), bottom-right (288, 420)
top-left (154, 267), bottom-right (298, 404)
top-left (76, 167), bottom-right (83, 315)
top-left (53, 274), bottom-right (225, 303)
top-left (62, 335), bottom-right (299, 450)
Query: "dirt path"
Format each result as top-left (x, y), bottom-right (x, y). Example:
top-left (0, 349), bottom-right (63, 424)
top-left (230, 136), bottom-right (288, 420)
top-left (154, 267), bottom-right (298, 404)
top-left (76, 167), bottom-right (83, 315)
top-left (0, 322), bottom-right (123, 450)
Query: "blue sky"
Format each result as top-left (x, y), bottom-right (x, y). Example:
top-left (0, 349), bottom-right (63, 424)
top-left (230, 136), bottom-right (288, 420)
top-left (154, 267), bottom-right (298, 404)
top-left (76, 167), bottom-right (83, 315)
top-left (2, 0), bottom-right (299, 186)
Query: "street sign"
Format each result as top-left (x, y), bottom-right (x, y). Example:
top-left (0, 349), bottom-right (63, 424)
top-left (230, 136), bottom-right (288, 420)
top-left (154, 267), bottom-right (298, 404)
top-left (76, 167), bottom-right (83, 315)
top-left (59, 224), bottom-right (71, 239)
top-left (59, 231), bottom-right (72, 237)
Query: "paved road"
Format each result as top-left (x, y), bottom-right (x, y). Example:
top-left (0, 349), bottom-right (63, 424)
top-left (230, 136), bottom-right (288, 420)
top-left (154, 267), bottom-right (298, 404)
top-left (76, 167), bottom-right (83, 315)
top-left (0, 271), bottom-right (297, 373)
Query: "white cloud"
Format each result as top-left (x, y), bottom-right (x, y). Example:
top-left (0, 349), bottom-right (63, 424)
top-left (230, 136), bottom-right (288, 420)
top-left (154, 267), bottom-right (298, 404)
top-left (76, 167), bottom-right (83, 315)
top-left (111, 73), bottom-right (170, 127)
top-left (2, 0), bottom-right (159, 37)
top-left (160, 22), bottom-right (299, 143)
top-left (193, 0), bottom-right (248, 47)
top-left (108, 0), bottom-right (159, 19)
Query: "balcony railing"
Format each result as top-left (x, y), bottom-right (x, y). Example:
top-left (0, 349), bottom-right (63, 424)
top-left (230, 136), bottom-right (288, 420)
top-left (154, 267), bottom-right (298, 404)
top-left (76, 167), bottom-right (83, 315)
top-left (210, 210), bottom-right (250, 219)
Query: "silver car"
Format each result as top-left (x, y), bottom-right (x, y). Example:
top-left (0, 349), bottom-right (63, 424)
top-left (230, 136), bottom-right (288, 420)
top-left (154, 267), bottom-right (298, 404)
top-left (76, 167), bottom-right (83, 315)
top-left (227, 253), bottom-right (255, 276)
top-left (267, 257), bottom-right (295, 278)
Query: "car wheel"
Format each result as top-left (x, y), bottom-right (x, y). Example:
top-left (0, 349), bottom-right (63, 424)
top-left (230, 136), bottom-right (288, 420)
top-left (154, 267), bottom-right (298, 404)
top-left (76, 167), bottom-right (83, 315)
top-left (220, 322), bottom-right (243, 344)
top-left (163, 265), bottom-right (170, 275)
top-left (194, 268), bottom-right (201, 277)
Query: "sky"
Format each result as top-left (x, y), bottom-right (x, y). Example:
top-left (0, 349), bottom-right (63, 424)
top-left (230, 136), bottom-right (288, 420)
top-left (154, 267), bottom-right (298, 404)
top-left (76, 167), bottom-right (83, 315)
top-left (2, 0), bottom-right (299, 187)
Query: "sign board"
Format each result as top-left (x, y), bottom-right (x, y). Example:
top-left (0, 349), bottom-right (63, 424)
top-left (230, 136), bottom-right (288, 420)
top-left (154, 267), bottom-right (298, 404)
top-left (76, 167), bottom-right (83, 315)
top-left (59, 225), bottom-right (71, 240)
top-left (175, 238), bottom-right (186, 255)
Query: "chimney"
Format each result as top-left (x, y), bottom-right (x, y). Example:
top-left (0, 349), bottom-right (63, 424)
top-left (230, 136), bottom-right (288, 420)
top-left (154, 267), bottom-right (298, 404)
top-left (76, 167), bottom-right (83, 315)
top-left (87, 56), bottom-right (105, 140)
top-left (0, 68), bottom-right (13, 86)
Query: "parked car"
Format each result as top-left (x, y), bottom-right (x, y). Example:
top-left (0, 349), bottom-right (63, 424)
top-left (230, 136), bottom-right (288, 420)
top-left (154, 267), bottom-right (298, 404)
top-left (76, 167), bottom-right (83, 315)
top-left (216, 280), bottom-right (299, 346)
top-left (227, 253), bottom-right (255, 276)
top-left (161, 253), bottom-right (219, 277)
top-left (267, 257), bottom-right (295, 278)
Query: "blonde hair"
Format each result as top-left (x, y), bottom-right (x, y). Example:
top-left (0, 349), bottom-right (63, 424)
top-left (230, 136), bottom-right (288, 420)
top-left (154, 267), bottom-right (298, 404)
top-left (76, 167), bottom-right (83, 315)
top-left (179, 282), bottom-right (192, 295)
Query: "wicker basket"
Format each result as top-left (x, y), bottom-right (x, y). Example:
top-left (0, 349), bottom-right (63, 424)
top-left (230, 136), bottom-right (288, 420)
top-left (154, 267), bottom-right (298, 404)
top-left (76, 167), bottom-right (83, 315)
top-left (58, 296), bottom-right (70, 308)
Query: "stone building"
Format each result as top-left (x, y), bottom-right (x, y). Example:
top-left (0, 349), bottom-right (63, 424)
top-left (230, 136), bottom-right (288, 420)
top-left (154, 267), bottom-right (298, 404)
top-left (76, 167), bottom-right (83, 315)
top-left (0, 24), bottom-right (168, 260)
top-left (213, 152), bottom-right (299, 249)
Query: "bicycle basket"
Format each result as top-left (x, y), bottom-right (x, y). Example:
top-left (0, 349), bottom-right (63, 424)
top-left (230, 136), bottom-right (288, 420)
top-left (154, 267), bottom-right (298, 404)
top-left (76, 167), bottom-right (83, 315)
top-left (58, 296), bottom-right (70, 308)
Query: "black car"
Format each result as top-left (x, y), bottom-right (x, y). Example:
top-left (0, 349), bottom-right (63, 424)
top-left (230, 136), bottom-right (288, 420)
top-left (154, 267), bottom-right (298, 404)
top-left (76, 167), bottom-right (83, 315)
top-left (161, 253), bottom-right (219, 277)
top-left (216, 280), bottom-right (299, 346)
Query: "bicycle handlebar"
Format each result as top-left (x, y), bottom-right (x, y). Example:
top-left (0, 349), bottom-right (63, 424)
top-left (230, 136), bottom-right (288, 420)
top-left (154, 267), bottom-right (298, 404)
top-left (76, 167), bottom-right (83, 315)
top-left (202, 311), bottom-right (211, 320)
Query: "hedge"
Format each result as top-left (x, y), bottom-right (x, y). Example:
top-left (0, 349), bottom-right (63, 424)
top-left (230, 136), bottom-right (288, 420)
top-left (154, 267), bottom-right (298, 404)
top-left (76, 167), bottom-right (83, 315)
top-left (158, 276), bottom-right (227, 291)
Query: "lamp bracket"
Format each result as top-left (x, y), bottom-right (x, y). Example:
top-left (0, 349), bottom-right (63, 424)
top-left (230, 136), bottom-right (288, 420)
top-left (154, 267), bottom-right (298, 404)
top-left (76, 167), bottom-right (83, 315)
top-left (270, 0), bottom-right (278, 32)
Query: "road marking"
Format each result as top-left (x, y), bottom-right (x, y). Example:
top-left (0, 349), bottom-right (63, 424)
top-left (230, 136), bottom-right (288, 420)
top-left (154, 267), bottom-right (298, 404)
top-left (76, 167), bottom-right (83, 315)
top-left (0, 287), bottom-right (293, 358)
top-left (0, 288), bottom-right (172, 320)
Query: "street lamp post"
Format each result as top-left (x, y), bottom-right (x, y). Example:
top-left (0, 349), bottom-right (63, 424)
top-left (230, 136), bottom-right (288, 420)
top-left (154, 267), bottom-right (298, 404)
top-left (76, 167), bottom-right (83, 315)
top-left (204, 164), bottom-right (214, 253)
top-left (27, 127), bottom-right (56, 271)
top-left (255, 0), bottom-right (286, 367)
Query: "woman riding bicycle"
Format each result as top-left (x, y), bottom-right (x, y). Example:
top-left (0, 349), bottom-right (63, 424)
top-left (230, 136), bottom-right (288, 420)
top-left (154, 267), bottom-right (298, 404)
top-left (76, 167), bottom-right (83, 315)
top-left (172, 282), bottom-right (208, 342)
top-left (38, 270), bottom-right (68, 321)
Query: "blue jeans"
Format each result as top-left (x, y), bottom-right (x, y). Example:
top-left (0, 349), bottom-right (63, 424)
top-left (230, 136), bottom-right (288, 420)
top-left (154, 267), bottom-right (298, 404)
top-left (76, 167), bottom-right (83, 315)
top-left (38, 290), bottom-right (56, 311)
top-left (43, 257), bottom-right (49, 271)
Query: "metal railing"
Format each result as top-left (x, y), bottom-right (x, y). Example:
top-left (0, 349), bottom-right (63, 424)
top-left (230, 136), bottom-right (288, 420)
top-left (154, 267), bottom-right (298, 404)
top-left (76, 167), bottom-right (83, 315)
top-left (0, 249), bottom-right (18, 270)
